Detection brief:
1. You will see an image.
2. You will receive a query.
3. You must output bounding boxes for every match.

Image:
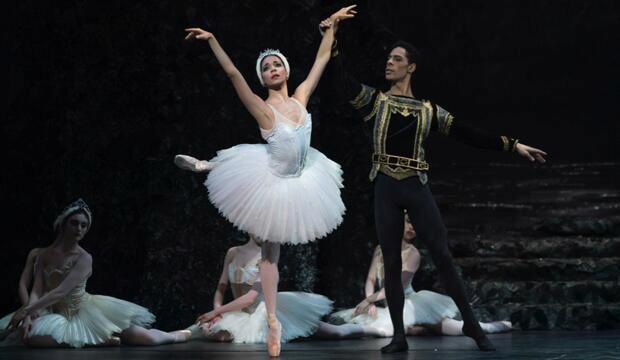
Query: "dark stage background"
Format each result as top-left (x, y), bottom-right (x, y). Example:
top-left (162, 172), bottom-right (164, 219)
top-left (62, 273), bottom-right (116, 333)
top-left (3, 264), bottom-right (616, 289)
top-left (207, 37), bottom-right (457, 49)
top-left (3, 1), bottom-right (619, 331)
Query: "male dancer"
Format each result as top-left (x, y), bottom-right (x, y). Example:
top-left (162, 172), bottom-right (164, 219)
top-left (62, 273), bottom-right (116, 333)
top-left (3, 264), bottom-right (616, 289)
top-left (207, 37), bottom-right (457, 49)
top-left (320, 17), bottom-right (546, 353)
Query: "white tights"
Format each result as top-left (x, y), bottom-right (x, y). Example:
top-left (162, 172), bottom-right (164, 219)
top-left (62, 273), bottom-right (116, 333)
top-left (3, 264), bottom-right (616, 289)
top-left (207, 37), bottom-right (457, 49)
top-left (314, 322), bottom-right (387, 339)
top-left (439, 319), bottom-right (512, 336)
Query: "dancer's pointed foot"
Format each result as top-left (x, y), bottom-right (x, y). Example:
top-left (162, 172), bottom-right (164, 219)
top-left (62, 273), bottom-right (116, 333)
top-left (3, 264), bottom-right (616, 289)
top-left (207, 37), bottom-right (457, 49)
top-left (485, 321), bottom-right (512, 334)
top-left (463, 323), bottom-right (496, 351)
top-left (380, 336), bottom-right (408, 353)
top-left (267, 313), bottom-right (281, 357)
top-left (373, 324), bottom-right (393, 338)
top-left (174, 154), bottom-right (212, 172)
top-left (171, 330), bottom-right (192, 343)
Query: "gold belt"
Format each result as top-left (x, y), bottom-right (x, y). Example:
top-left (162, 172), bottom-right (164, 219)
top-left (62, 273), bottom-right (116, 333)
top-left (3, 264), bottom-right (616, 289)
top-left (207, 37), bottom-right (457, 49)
top-left (372, 153), bottom-right (429, 171)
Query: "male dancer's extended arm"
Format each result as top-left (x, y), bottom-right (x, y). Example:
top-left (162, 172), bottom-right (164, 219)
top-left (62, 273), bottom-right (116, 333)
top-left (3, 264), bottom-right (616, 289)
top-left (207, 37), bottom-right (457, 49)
top-left (432, 107), bottom-right (546, 162)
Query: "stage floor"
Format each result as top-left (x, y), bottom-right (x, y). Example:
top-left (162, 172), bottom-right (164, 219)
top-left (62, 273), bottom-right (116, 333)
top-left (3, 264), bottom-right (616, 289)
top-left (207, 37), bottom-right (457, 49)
top-left (1, 331), bottom-right (619, 360)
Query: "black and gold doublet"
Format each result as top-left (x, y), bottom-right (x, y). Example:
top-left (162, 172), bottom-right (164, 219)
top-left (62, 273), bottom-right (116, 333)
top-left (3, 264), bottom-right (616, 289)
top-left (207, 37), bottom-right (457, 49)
top-left (331, 55), bottom-right (518, 184)
top-left (349, 84), bottom-right (518, 183)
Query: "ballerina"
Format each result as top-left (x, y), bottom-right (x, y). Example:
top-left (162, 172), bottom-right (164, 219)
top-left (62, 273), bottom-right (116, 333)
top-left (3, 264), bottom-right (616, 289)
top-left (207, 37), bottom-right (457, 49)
top-left (330, 214), bottom-right (512, 337)
top-left (4, 199), bottom-right (191, 348)
top-left (186, 235), bottom-right (385, 343)
top-left (177, 5), bottom-right (357, 356)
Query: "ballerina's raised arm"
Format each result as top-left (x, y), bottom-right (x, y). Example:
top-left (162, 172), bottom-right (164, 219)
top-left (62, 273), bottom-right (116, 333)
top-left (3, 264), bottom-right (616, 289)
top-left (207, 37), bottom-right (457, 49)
top-left (184, 27), bottom-right (274, 130)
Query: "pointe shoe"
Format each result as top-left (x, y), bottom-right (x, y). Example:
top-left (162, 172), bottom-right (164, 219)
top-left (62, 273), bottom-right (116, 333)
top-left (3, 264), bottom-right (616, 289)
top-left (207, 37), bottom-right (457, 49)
top-left (267, 313), bottom-right (281, 357)
top-left (463, 323), bottom-right (496, 351)
top-left (373, 324), bottom-right (394, 338)
top-left (174, 154), bottom-right (212, 172)
top-left (491, 320), bottom-right (512, 333)
top-left (171, 330), bottom-right (192, 343)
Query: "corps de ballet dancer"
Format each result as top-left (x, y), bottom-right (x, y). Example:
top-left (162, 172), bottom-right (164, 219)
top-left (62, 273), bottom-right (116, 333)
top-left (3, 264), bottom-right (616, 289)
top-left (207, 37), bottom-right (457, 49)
top-left (330, 214), bottom-right (512, 337)
top-left (2, 199), bottom-right (191, 348)
top-left (185, 235), bottom-right (386, 343)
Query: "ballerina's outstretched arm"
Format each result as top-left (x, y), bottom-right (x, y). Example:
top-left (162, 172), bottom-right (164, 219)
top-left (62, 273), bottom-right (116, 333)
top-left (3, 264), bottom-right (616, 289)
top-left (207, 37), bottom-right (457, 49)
top-left (293, 5), bottom-right (357, 107)
top-left (196, 283), bottom-right (262, 328)
top-left (185, 27), bottom-right (273, 130)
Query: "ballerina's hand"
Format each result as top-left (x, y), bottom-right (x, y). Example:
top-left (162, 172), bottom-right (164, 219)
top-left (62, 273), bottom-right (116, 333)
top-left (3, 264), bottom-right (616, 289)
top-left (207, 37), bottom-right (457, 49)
top-left (367, 304), bottom-right (378, 318)
top-left (185, 28), bottom-right (214, 41)
top-left (7, 309), bottom-right (27, 330)
top-left (319, 18), bottom-right (334, 34)
top-left (196, 311), bottom-right (217, 325)
top-left (19, 316), bottom-right (32, 343)
top-left (330, 5), bottom-right (357, 31)
top-left (515, 143), bottom-right (547, 163)
top-left (353, 299), bottom-right (371, 316)
top-left (206, 315), bottom-right (223, 330)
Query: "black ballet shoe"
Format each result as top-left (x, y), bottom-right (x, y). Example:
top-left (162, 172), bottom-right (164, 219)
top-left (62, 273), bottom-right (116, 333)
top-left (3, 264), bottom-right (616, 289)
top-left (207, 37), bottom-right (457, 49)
top-left (380, 337), bottom-right (409, 353)
top-left (463, 324), bottom-right (496, 351)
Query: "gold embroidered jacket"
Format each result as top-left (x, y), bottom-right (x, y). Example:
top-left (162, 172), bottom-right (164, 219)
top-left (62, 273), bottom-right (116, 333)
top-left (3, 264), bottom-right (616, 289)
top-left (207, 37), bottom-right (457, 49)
top-left (331, 54), bottom-right (518, 184)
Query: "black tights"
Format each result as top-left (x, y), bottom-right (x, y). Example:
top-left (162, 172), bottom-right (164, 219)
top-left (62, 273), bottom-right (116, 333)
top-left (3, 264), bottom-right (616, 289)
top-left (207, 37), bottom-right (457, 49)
top-left (374, 174), bottom-right (484, 339)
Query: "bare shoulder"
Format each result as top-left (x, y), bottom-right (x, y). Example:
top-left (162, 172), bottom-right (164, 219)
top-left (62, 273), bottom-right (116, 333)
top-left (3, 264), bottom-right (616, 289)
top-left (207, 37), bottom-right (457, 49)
top-left (27, 247), bottom-right (43, 259)
top-left (225, 246), bottom-right (238, 259)
top-left (75, 247), bottom-right (93, 266)
top-left (404, 243), bottom-right (418, 252)
top-left (403, 244), bottom-right (420, 259)
top-left (36, 246), bottom-right (53, 263)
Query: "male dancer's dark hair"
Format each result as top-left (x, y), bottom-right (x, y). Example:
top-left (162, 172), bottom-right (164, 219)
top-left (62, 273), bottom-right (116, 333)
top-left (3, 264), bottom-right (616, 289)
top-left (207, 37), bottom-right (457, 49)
top-left (389, 40), bottom-right (420, 65)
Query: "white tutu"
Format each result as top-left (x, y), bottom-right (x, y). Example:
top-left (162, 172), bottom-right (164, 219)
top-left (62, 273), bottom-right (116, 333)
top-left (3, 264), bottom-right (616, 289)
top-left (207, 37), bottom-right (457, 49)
top-left (0, 311), bottom-right (19, 345)
top-left (190, 292), bottom-right (332, 344)
top-left (0, 309), bottom-right (51, 346)
top-left (330, 289), bottom-right (459, 331)
top-left (2, 294), bottom-right (155, 348)
top-left (0, 312), bottom-right (13, 332)
top-left (206, 144), bottom-right (345, 244)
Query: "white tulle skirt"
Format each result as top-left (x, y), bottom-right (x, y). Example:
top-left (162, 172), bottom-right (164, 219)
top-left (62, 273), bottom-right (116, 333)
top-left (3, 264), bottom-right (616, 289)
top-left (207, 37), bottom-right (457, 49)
top-left (189, 292), bottom-right (332, 344)
top-left (0, 310), bottom-right (39, 345)
top-left (205, 144), bottom-right (345, 244)
top-left (330, 290), bottom-right (459, 331)
top-left (1, 294), bottom-right (155, 348)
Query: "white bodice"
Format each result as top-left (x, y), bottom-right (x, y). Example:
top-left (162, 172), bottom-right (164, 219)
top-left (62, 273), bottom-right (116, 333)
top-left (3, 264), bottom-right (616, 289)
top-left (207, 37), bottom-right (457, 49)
top-left (260, 99), bottom-right (312, 177)
top-left (228, 261), bottom-right (259, 286)
top-left (228, 260), bottom-right (261, 312)
top-left (43, 255), bottom-right (91, 318)
top-left (375, 246), bottom-right (416, 299)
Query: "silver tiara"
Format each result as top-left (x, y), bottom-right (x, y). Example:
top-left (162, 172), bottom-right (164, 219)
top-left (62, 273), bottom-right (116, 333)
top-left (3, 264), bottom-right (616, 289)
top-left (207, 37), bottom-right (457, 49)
top-left (53, 198), bottom-right (93, 231)
top-left (258, 48), bottom-right (285, 61)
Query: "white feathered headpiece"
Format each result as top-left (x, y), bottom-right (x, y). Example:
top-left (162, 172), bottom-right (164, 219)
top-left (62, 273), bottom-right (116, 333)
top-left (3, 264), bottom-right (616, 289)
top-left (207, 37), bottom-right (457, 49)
top-left (53, 198), bottom-right (92, 231)
top-left (256, 49), bottom-right (290, 86)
